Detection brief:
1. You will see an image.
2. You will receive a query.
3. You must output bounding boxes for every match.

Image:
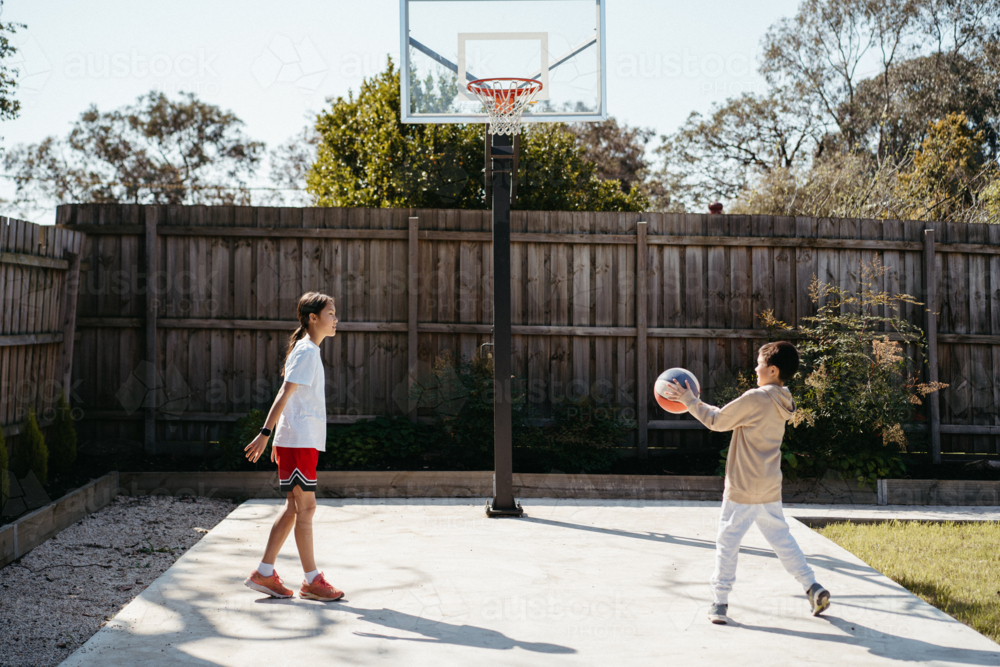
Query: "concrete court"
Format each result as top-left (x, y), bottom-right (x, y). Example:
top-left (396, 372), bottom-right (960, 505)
top-left (63, 499), bottom-right (1000, 667)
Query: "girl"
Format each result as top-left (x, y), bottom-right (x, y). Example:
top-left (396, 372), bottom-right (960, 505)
top-left (243, 292), bottom-right (344, 601)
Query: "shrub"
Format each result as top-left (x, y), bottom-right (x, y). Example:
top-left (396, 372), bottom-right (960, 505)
top-left (516, 397), bottom-right (634, 473)
top-left (11, 409), bottom-right (48, 486)
top-left (213, 409), bottom-right (273, 471)
top-left (715, 260), bottom-right (945, 487)
top-left (47, 392), bottom-right (78, 473)
top-left (322, 417), bottom-right (443, 470)
top-left (409, 353), bottom-right (532, 470)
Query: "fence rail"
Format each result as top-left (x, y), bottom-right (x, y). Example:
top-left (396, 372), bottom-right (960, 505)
top-left (0, 217), bottom-right (85, 449)
top-left (57, 204), bottom-right (1000, 458)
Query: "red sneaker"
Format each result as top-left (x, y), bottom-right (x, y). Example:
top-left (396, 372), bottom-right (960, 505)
top-left (299, 572), bottom-right (344, 601)
top-left (244, 569), bottom-right (293, 598)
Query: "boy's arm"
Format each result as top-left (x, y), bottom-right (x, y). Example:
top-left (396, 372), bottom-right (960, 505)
top-left (678, 388), bottom-right (760, 432)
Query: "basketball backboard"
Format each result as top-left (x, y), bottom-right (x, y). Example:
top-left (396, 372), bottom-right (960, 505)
top-left (400, 0), bottom-right (607, 124)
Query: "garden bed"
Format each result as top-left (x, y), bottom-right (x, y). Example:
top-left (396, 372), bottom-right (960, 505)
top-left (0, 494), bottom-right (233, 667)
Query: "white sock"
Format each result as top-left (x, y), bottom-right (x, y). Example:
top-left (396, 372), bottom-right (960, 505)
top-left (257, 562), bottom-right (274, 577)
top-left (304, 569), bottom-right (320, 584)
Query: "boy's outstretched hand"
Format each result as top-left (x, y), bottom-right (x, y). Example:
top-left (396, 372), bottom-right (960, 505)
top-left (244, 434), bottom-right (273, 463)
top-left (660, 379), bottom-right (695, 403)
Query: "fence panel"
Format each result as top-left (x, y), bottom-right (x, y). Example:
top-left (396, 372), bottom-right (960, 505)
top-left (58, 203), bottom-right (1000, 457)
top-left (0, 216), bottom-right (85, 452)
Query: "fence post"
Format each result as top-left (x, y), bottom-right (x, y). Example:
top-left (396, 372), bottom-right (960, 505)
top-left (636, 221), bottom-right (648, 456)
top-left (144, 208), bottom-right (159, 454)
top-left (924, 228), bottom-right (941, 464)
top-left (58, 249), bottom-right (81, 400)
top-left (408, 216), bottom-right (419, 423)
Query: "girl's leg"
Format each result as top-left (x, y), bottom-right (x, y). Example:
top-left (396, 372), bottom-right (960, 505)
top-left (261, 494), bottom-right (297, 566)
top-left (290, 486), bottom-right (318, 573)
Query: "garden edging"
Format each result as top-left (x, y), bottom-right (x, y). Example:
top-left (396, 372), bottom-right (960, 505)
top-left (115, 471), bottom-right (1000, 506)
top-left (0, 472), bottom-right (119, 568)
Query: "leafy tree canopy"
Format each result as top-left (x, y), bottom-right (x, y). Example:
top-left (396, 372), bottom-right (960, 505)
top-left (3, 90), bottom-right (265, 212)
top-left (306, 58), bottom-right (648, 212)
top-left (0, 1), bottom-right (23, 129)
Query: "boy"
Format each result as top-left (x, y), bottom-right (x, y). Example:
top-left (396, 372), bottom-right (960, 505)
top-left (660, 341), bottom-right (830, 625)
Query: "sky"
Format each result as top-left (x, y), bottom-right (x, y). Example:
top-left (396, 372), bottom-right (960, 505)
top-left (1, 0), bottom-right (803, 223)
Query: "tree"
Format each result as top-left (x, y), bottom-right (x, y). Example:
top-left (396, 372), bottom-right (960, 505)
top-left (731, 114), bottom-right (999, 223)
top-left (308, 58), bottom-right (648, 212)
top-left (3, 91), bottom-right (265, 212)
top-left (896, 112), bottom-right (993, 219)
top-left (0, 1), bottom-right (24, 130)
top-left (262, 125), bottom-right (319, 206)
top-left (657, 0), bottom-right (1000, 211)
top-left (655, 92), bottom-right (821, 210)
top-left (566, 119), bottom-right (655, 195)
top-left (760, 0), bottom-right (923, 154)
top-left (847, 51), bottom-right (1000, 160)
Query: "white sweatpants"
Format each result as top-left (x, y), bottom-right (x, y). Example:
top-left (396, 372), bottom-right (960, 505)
top-left (710, 499), bottom-right (816, 604)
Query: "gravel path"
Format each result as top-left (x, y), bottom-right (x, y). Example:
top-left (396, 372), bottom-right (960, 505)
top-left (0, 495), bottom-right (235, 667)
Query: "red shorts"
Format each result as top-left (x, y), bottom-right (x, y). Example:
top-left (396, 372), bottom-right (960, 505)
top-left (275, 447), bottom-right (318, 493)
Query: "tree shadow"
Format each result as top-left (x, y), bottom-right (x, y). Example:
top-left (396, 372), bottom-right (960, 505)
top-left (738, 615), bottom-right (1000, 665)
top-left (525, 515), bottom-right (811, 559)
top-left (523, 516), bottom-right (916, 594)
top-left (340, 605), bottom-right (576, 654)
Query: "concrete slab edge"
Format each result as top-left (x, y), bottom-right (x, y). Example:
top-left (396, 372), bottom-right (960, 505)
top-left (0, 472), bottom-right (119, 568)
top-left (114, 472), bottom-right (1000, 506)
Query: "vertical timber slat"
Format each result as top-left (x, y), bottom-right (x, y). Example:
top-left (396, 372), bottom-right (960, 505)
top-left (636, 221), bottom-right (648, 456)
top-left (408, 216), bottom-right (419, 422)
top-left (924, 229), bottom-right (941, 464)
top-left (145, 208), bottom-right (159, 453)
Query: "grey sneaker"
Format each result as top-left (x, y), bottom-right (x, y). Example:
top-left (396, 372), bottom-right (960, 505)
top-left (807, 583), bottom-right (831, 616)
top-left (708, 603), bottom-right (729, 624)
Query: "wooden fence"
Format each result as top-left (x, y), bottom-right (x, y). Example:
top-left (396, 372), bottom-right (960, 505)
top-left (0, 217), bottom-right (85, 452)
top-left (57, 203), bottom-right (1000, 458)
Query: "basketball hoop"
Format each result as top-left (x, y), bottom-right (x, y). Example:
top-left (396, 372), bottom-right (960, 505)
top-left (467, 77), bottom-right (543, 135)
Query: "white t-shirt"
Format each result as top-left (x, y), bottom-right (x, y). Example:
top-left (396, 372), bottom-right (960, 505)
top-left (273, 338), bottom-right (327, 451)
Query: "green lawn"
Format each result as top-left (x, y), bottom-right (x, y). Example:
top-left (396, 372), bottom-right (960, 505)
top-left (818, 520), bottom-right (1000, 644)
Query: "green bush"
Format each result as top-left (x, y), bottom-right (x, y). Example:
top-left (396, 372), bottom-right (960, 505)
top-left (714, 260), bottom-right (944, 487)
top-left (47, 392), bottom-right (78, 473)
top-left (213, 409), bottom-right (273, 471)
top-left (322, 417), bottom-right (443, 470)
top-left (516, 397), bottom-right (634, 473)
top-left (420, 354), bottom-right (534, 470)
top-left (413, 354), bottom-right (634, 473)
top-left (0, 424), bottom-right (7, 472)
top-left (11, 409), bottom-right (48, 485)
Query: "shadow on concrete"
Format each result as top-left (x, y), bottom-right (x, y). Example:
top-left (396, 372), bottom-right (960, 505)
top-left (341, 605), bottom-right (576, 654)
top-left (523, 516), bottom-right (919, 595)
top-left (522, 515), bottom-right (782, 558)
top-left (738, 615), bottom-right (1000, 665)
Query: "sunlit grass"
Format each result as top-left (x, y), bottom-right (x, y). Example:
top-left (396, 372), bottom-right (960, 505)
top-left (818, 520), bottom-right (1000, 643)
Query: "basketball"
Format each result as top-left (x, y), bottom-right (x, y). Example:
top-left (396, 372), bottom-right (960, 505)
top-left (653, 368), bottom-right (702, 414)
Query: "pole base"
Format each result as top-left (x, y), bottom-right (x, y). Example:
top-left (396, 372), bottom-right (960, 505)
top-left (486, 500), bottom-right (524, 518)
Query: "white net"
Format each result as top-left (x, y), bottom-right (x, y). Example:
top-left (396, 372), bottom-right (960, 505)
top-left (466, 78), bottom-right (543, 135)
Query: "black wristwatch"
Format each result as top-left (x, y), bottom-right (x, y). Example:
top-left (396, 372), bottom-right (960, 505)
top-left (259, 427), bottom-right (272, 437)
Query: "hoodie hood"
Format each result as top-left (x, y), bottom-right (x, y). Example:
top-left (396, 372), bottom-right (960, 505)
top-left (760, 384), bottom-right (796, 422)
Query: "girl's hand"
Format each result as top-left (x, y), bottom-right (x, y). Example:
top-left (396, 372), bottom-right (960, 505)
top-left (244, 434), bottom-right (270, 463)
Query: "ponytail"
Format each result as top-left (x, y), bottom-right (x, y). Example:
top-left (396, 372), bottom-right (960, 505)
top-left (281, 292), bottom-right (334, 376)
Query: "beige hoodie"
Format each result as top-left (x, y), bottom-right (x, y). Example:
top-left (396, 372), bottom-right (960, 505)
top-left (679, 384), bottom-right (796, 504)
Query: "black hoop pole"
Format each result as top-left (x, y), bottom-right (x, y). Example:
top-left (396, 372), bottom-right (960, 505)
top-left (487, 130), bottom-right (522, 517)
